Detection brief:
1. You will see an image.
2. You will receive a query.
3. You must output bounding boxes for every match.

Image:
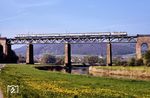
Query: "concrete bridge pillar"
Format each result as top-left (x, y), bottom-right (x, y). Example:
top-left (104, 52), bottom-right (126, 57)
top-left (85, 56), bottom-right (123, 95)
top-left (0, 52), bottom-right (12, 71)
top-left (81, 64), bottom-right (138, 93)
top-left (106, 42), bottom-right (112, 66)
top-left (64, 42), bottom-right (71, 73)
top-left (26, 44), bottom-right (34, 64)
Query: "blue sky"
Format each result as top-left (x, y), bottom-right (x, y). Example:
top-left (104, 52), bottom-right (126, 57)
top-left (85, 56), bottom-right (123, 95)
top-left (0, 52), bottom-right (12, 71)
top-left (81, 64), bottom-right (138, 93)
top-left (0, 0), bottom-right (150, 38)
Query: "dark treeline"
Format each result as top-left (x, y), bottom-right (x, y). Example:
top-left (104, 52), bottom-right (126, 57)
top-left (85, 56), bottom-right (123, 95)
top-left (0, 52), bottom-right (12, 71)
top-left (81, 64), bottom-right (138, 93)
top-left (0, 50), bottom-right (18, 63)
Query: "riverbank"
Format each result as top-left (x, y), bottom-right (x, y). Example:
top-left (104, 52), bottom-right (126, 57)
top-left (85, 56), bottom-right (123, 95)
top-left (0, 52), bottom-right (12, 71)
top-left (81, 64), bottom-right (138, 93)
top-left (89, 66), bottom-right (150, 80)
top-left (0, 64), bottom-right (150, 98)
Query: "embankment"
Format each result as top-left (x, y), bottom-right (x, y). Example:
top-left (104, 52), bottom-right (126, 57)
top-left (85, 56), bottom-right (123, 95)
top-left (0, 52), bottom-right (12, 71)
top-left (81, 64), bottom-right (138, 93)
top-left (89, 66), bottom-right (150, 80)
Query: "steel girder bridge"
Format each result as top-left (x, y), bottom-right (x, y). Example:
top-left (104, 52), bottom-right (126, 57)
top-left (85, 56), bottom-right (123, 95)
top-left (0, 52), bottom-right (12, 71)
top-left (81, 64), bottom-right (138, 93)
top-left (1, 32), bottom-right (150, 72)
top-left (8, 33), bottom-right (137, 44)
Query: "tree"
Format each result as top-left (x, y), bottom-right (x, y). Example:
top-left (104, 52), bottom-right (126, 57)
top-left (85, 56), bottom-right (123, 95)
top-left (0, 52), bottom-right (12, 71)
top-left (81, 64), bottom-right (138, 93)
top-left (113, 59), bottom-right (122, 66)
top-left (98, 58), bottom-right (106, 66)
top-left (55, 56), bottom-right (64, 65)
top-left (18, 54), bottom-right (26, 63)
top-left (128, 58), bottom-right (135, 66)
top-left (83, 56), bottom-right (99, 65)
top-left (113, 58), bottom-right (127, 66)
top-left (127, 58), bottom-right (144, 66)
top-left (0, 52), bottom-right (5, 63)
top-left (40, 54), bottom-right (56, 64)
top-left (5, 50), bottom-right (18, 63)
top-left (135, 59), bottom-right (143, 66)
top-left (143, 50), bottom-right (150, 66)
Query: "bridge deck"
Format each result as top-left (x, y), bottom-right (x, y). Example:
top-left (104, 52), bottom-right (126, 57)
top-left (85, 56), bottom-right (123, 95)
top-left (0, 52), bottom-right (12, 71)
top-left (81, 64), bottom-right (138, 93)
top-left (8, 35), bottom-right (137, 44)
top-left (6, 32), bottom-right (140, 44)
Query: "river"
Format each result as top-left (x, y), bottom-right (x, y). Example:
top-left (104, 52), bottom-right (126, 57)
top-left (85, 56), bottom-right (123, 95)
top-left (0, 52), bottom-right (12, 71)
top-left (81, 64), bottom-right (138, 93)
top-left (35, 65), bottom-right (150, 80)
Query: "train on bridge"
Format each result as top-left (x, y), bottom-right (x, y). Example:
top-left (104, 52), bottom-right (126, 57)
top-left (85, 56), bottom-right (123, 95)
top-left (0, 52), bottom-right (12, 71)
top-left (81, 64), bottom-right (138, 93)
top-left (15, 32), bottom-right (127, 39)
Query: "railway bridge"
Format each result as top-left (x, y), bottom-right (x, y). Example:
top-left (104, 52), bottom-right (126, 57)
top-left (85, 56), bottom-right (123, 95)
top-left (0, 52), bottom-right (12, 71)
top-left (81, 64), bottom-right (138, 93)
top-left (0, 32), bottom-right (150, 67)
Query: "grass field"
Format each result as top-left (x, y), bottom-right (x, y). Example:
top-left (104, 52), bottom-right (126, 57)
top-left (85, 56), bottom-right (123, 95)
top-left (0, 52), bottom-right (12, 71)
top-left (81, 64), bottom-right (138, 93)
top-left (0, 64), bottom-right (150, 98)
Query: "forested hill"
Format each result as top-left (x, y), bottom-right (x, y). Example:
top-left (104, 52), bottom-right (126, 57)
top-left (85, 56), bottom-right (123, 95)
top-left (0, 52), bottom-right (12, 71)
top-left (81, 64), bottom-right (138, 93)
top-left (14, 43), bottom-right (135, 56)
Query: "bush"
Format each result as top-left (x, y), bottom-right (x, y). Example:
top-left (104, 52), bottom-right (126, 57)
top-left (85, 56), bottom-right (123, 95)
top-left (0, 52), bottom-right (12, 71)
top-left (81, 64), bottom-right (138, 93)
top-left (40, 54), bottom-right (56, 64)
top-left (98, 58), bottom-right (106, 66)
top-left (127, 58), bottom-right (144, 66)
top-left (83, 56), bottom-right (99, 65)
top-left (113, 59), bottom-right (120, 66)
top-left (0, 50), bottom-right (18, 63)
top-left (18, 54), bottom-right (26, 63)
top-left (143, 50), bottom-right (150, 66)
top-left (55, 56), bottom-right (64, 65)
top-left (128, 58), bottom-right (136, 66)
top-left (135, 59), bottom-right (144, 66)
top-left (113, 59), bottom-right (127, 66)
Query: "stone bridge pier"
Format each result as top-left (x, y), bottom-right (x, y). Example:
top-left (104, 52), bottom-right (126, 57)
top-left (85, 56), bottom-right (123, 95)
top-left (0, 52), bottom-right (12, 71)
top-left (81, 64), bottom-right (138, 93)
top-left (136, 35), bottom-right (150, 59)
top-left (107, 42), bottom-right (112, 66)
top-left (64, 42), bottom-right (71, 73)
top-left (25, 42), bottom-right (72, 71)
top-left (0, 37), bottom-right (34, 64)
top-left (26, 44), bottom-right (34, 64)
top-left (0, 38), bottom-right (12, 60)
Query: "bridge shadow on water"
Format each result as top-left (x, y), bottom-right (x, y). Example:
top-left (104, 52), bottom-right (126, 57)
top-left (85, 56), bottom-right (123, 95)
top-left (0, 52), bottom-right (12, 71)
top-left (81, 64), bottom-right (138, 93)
top-left (35, 65), bottom-right (89, 75)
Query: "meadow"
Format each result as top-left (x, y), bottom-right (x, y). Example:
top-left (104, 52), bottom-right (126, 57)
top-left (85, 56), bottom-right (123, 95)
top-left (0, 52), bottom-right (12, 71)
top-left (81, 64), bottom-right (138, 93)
top-left (0, 64), bottom-right (150, 98)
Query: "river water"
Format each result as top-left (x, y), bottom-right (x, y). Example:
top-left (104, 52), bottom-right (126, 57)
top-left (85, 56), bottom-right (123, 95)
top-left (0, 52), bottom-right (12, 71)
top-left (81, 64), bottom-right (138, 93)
top-left (71, 67), bottom-right (89, 75)
top-left (35, 66), bottom-right (89, 75)
top-left (35, 66), bottom-right (150, 80)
